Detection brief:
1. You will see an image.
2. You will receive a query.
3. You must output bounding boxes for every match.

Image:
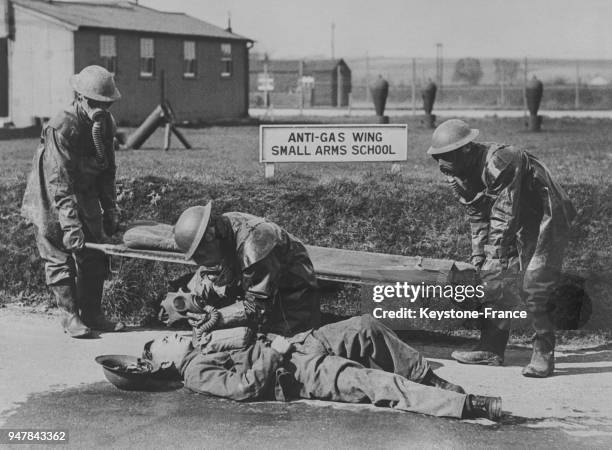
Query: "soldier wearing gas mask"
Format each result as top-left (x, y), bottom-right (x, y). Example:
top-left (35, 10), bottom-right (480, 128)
top-left (21, 65), bottom-right (124, 338)
top-left (428, 119), bottom-right (575, 378)
top-left (169, 202), bottom-right (321, 337)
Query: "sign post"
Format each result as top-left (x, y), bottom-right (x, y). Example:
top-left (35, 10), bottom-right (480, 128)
top-left (260, 124), bottom-right (408, 178)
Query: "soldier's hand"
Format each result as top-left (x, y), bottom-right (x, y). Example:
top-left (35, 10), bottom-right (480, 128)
top-left (103, 209), bottom-right (120, 236)
top-left (186, 311), bottom-right (210, 328)
top-left (63, 228), bottom-right (85, 252)
top-left (446, 176), bottom-right (476, 202)
top-left (271, 336), bottom-right (293, 355)
top-left (470, 255), bottom-right (486, 270)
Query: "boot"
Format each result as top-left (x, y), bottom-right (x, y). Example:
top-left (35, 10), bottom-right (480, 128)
top-left (451, 322), bottom-right (509, 366)
top-left (522, 332), bottom-right (555, 378)
top-left (462, 394), bottom-right (503, 421)
top-left (50, 283), bottom-right (92, 338)
top-left (77, 271), bottom-right (125, 332)
top-left (421, 369), bottom-right (466, 394)
top-left (82, 311), bottom-right (126, 332)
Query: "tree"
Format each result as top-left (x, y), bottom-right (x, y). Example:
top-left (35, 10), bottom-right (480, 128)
top-left (493, 59), bottom-right (519, 85)
top-left (452, 58), bottom-right (483, 85)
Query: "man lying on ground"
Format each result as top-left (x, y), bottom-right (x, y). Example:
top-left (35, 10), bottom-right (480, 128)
top-left (143, 314), bottom-right (503, 421)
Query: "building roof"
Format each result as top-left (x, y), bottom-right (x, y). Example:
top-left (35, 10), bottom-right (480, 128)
top-left (250, 58), bottom-right (348, 74)
top-left (12, 0), bottom-right (252, 41)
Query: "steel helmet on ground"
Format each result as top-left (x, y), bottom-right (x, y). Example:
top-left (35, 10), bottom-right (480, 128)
top-left (174, 202), bottom-right (213, 260)
top-left (427, 119), bottom-right (479, 155)
top-left (70, 65), bottom-right (122, 102)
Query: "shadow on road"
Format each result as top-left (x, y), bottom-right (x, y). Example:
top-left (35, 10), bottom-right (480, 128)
top-left (2, 382), bottom-right (582, 448)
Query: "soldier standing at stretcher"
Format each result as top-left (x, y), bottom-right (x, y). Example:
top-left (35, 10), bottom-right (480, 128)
top-left (21, 66), bottom-right (124, 338)
top-left (171, 202), bottom-right (320, 337)
top-left (427, 119), bottom-right (576, 378)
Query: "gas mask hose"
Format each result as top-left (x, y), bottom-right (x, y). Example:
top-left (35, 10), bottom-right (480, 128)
top-left (90, 109), bottom-right (108, 168)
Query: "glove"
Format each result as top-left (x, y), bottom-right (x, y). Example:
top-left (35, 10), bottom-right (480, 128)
top-left (186, 311), bottom-right (211, 328)
top-left (271, 336), bottom-right (293, 356)
top-left (446, 176), bottom-right (477, 202)
top-left (63, 228), bottom-right (85, 252)
top-left (481, 258), bottom-right (506, 275)
top-left (470, 255), bottom-right (486, 270)
top-left (103, 209), bottom-right (120, 236)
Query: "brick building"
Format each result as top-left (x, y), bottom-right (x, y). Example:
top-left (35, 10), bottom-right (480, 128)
top-left (0, 0), bottom-right (253, 126)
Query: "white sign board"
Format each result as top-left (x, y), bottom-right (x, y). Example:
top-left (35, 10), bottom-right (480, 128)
top-left (260, 125), bottom-right (408, 163)
top-left (257, 73), bottom-right (274, 91)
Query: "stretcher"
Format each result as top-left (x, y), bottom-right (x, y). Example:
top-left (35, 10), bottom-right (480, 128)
top-left (85, 242), bottom-right (476, 285)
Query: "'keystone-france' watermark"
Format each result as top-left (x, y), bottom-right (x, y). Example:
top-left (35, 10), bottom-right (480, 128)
top-left (359, 270), bottom-right (527, 330)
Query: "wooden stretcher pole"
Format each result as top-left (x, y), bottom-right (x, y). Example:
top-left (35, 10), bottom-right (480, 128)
top-left (84, 243), bottom-right (476, 286)
top-left (84, 242), bottom-right (197, 265)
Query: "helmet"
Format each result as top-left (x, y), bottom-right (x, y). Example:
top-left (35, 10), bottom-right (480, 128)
top-left (173, 202), bottom-right (212, 260)
top-left (70, 65), bottom-right (121, 102)
top-left (95, 354), bottom-right (154, 390)
top-left (95, 354), bottom-right (179, 391)
top-left (427, 119), bottom-right (479, 155)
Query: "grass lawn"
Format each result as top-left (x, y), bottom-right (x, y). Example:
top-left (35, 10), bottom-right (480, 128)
top-left (1, 115), bottom-right (610, 330)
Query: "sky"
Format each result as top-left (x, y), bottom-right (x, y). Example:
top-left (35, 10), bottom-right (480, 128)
top-left (137, 0), bottom-right (612, 60)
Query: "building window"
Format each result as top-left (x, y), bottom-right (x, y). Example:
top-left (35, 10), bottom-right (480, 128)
top-left (184, 41), bottom-right (196, 78)
top-left (140, 38), bottom-right (155, 77)
top-left (100, 35), bottom-right (116, 73)
top-left (220, 43), bottom-right (232, 77)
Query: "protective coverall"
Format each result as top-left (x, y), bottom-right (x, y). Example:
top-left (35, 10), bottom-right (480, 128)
top-left (181, 315), bottom-right (467, 418)
top-left (21, 101), bottom-right (118, 320)
top-left (188, 212), bottom-right (320, 336)
top-left (453, 142), bottom-right (576, 333)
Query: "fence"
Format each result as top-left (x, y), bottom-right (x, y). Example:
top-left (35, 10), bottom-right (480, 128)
top-left (249, 56), bottom-right (612, 110)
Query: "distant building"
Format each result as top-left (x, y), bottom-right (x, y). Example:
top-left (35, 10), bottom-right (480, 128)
top-left (0, 0), bottom-right (253, 126)
top-left (249, 58), bottom-right (351, 107)
top-left (588, 76), bottom-right (609, 86)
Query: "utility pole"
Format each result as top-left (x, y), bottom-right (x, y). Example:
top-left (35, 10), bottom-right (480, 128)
top-left (331, 22), bottom-right (335, 59)
top-left (436, 43), bottom-right (443, 100)
top-left (365, 51), bottom-right (370, 102)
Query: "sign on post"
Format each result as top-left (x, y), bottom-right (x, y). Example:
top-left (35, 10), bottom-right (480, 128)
top-left (260, 124), bottom-right (408, 177)
top-left (257, 73), bottom-right (274, 91)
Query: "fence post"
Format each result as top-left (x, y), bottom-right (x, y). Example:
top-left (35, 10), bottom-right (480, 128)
top-left (299, 60), bottom-right (304, 114)
top-left (522, 57), bottom-right (528, 120)
top-left (411, 58), bottom-right (416, 116)
top-left (337, 65), bottom-right (343, 108)
top-left (575, 61), bottom-right (580, 109)
top-left (348, 92), bottom-right (352, 115)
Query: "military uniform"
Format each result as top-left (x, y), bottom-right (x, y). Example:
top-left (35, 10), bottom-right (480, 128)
top-left (21, 101), bottom-right (117, 321)
top-left (190, 212), bottom-right (320, 336)
top-left (453, 142), bottom-right (576, 333)
top-left (181, 315), bottom-right (467, 418)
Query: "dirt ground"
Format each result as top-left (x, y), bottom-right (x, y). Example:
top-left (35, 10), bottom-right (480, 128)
top-left (1, 305), bottom-right (611, 448)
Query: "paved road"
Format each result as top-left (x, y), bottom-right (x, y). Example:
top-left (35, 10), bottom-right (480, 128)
top-left (1, 306), bottom-right (611, 449)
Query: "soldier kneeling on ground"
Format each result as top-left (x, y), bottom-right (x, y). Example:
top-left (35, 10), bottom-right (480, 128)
top-left (165, 202), bottom-right (320, 337)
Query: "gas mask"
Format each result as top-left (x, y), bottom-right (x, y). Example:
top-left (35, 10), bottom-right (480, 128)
top-left (435, 150), bottom-right (461, 177)
top-left (79, 96), bottom-right (112, 168)
top-left (158, 289), bottom-right (207, 326)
